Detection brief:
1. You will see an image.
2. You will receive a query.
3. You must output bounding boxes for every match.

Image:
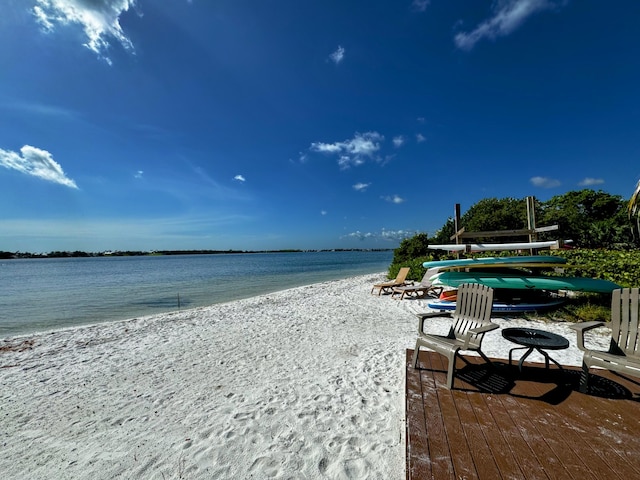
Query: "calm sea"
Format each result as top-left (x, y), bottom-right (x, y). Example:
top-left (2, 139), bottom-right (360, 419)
top-left (0, 251), bottom-right (392, 337)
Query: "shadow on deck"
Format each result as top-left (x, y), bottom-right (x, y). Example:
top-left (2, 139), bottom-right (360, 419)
top-left (406, 350), bottom-right (640, 480)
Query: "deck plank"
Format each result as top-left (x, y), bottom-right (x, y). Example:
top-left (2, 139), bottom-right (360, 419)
top-left (419, 352), bottom-right (456, 479)
top-left (406, 350), bottom-right (640, 480)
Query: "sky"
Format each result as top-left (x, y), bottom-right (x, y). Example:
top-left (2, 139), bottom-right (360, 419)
top-left (1, 0), bottom-right (639, 252)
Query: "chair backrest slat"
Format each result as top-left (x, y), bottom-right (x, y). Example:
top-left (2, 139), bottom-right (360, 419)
top-left (452, 283), bottom-right (494, 348)
top-left (396, 267), bottom-right (410, 283)
top-left (611, 288), bottom-right (640, 356)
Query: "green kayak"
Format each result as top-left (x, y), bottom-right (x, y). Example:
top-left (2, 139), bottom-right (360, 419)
top-left (431, 271), bottom-right (620, 293)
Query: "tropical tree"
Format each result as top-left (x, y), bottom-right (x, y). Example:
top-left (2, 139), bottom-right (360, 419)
top-left (458, 197), bottom-right (528, 242)
top-left (538, 189), bottom-right (632, 248)
top-left (393, 233), bottom-right (431, 264)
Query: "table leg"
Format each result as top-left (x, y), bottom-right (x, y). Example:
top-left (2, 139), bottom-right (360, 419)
top-left (508, 346), bottom-right (534, 372)
top-left (535, 348), bottom-right (564, 371)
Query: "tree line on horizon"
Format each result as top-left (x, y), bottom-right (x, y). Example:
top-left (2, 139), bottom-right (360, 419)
top-left (0, 248), bottom-right (393, 260)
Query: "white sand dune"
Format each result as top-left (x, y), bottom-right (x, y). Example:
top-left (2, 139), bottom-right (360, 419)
top-left (0, 274), bottom-right (611, 479)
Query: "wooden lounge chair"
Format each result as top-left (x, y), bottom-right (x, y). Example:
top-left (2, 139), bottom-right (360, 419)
top-left (391, 268), bottom-right (443, 300)
top-left (571, 287), bottom-right (640, 392)
top-left (371, 267), bottom-right (410, 295)
top-left (412, 283), bottom-right (498, 389)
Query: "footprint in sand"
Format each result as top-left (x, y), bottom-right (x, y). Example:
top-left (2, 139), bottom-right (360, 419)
top-left (249, 456), bottom-right (281, 477)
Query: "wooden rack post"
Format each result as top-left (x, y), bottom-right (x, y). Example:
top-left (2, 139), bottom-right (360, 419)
top-left (449, 196), bottom-right (560, 256)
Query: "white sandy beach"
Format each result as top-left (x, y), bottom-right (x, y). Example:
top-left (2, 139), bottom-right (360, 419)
top-left (0, 273), bottom-right (611, 479)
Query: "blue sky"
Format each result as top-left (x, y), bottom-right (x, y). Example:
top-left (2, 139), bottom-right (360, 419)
top-left (1, 0), bottom-right (639, 252)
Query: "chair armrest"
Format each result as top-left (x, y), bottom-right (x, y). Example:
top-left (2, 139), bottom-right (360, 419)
top-left (468, 323), bottom-right (499, 335)
top-left (415, 311), bottom-right (452, 334)
top-left (570, 321), bottom-right (605, 352)
top-left (459, 323), bottom-right (499, 348)
top-left (416, 311), bottom-right (451, 319)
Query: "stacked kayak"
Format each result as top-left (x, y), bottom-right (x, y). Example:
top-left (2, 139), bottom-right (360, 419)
top-left (423, 255), bottom-right (620, 313)
top-left (430, 271), bottom-right (619, 294)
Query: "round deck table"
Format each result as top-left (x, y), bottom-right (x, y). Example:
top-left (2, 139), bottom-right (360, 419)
top-left (502, 327), bottom-right (569, 372)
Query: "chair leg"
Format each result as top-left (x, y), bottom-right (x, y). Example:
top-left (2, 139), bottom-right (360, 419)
top-left (579, 362), bottom-right (590, 393)
top-left (477, 349), bottom-right (494, 367)
top-left (412, 341), bottom-right (421, 368)
top-left (445, 351), bottom-right (457, 390)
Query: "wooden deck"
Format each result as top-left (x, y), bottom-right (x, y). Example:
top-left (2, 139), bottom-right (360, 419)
top-left (406, 350), bottom-right (640, 480)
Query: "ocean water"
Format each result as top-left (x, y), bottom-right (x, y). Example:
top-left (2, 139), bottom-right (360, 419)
top-left (0, 251), bottom-right (392, 337)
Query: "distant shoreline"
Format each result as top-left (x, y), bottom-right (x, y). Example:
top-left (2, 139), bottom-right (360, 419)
top-left (1, 248), bottom-right (393, 260)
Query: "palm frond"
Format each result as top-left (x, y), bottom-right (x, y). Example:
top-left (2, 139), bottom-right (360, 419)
top-left (629, 178), bottom-right (640, 218)
top-left (629, 179), bottom-right (640, 238)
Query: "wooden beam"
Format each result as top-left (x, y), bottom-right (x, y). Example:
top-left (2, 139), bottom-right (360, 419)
top-left (450, 227), bottom-right (465, 241)
top-left (457, 229), bottom-right (533, 238)
top-left (455, 225), bottom-right (558, 238)
top-left (534, 225), bottom-right (559, 233)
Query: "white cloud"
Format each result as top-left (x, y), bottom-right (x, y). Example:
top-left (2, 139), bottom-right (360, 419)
top-left (343, 228), bottom-right (418, 242)
top-left (344, 231), bottom-right (375, 241)
top-left (530, 176), bottom-right (561, 188)
top-left (338, 155), bottom-right (363, 169)
top-left (416, 133), bottom-right (426, 143)
top-left (353, 182), bottom-right (371, 192)
top-left (32, 0), bottom-right (137, 64)
top-left (578, 177), bottom-right (604, 187)
top-left (320, 210), bottom-right (327, 216)
top-left (382, 194), bottom-right (405, 204)
top-left (312, 143), bottom-right (343, 154)
top-left (329, 45), bottom-right (345, 64)
top-left (454, 0), bottom-right (565, 51)
top-left (234, 174), bottom-right (246, 182)
top-left (310, 131), bottom-right (383, 169)
top-left (380, 229), bottom-right (418, 241)
top-left (411, 0), bottom-right (430, 13)
top-left (392, 135), bottom-right (406, 148)
top-left (134, 170), bottom-right (143, 178)
top-left (0, 145), bottom-right (78, 189)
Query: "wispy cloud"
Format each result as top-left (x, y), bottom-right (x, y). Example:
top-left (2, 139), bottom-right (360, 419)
top-left (530, 176), bottom-right (561, 188)
top-left (380, 229), bottom-right (418, 241)
top-left (353, 182), bottom-right (371, 192)
top-left (344, 231), bottom-right (375, 241)
top-left (2, 101), bottom-right (79, 120)
top-left (382, 194), bottom-right (405, 204)
top-left (32, 0), bottom-right (138, 64)
top-left (320, 210), bottom-right (328, 216)
top-left (411, 0), bottom-right (430, 13)
top-left (234, 174), bottom-right (246, 182)
top-left (416, 133), bottom-right (426, 143)
top-left (134, 170), bottom-right (144, 179)
top-left (309, 132), bottom-right (383, 169)
top-left (329, 45), bottom-right (345, 64)
top-left (343, 228), bottom-right (418, 242)
top-left (0, 145), bottom-right (78, 189)
top-left (392, 135), bottom-right (406, 148)
top-left (454, 0), bottom-right (566, 51)
top-left (578, 177), bottom-right (604, 187)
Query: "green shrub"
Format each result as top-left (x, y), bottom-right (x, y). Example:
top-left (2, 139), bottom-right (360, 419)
top-left (387, 256), bottom-right (437, 282)
top-left (549, 249), bottom-right (640, 288)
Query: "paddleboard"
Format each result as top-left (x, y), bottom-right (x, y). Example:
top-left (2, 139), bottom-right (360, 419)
top-left (445, 263), bottom-right (570, 270)
top-left (426, 298), bottom-right (566, 313)
top-left (431, 271), bottom-right (620, 293)
top-left (422, 255), bottom-right (566, 269)
top-left (427, 240), bottom-right (571, 252)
